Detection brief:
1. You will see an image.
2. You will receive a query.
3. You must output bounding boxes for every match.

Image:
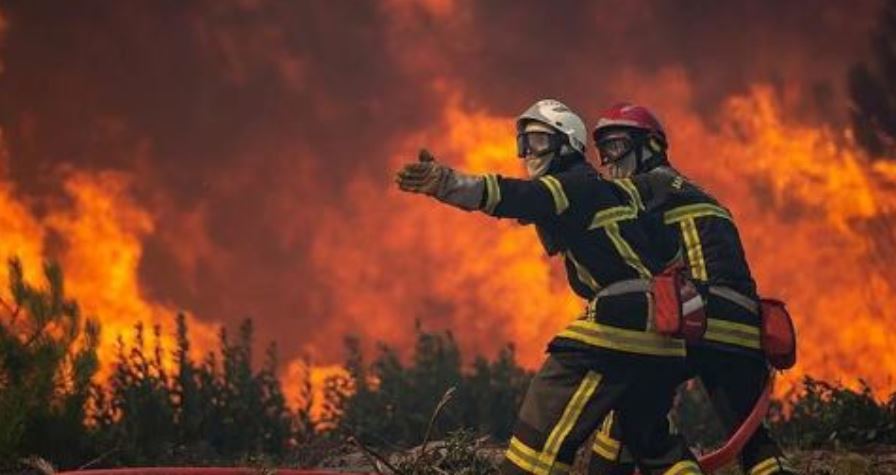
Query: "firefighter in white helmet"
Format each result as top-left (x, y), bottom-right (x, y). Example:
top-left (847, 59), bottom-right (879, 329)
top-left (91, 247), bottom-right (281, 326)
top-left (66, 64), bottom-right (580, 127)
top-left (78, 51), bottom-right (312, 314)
top-left (396, 99), bottom-right (703, 475)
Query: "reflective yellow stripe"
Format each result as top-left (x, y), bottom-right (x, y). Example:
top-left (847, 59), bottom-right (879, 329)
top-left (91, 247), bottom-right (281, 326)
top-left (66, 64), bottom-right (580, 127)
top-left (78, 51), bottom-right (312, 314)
top-left (605, 223), bottom-right (652, 278)
top-left (505, 437), bottom-right (571, 474)
top-left (601, 410), bottom-right (615, 432)
top-left (483, 174), bottom-right (501, 214)
top-left (566, 251), bottom-right (599, 292)
top-left (592, 430), bottom-right (621, 461)
top-left (541, 371), bottom-right (601, 469)
top-left (704, 318), bottom-right (761, 350)
top-left (663, 460), bottom-right (703, 475)
top-left (557, 320), bottom-right (686, 357)
top-left (506, 438), bottom-right (548, 474)
top-left (663, 203), bottom-right (732, 224)
top-left (510, 437), bottom-right (541, 460)
top-left (679, 219), bottom-right (708, 281)
top-left (588, 206), bottom-right (638, 229)
top-left (749, 458), bottom-right (776, 475)
top-left (506, 437), bottom-right (551, 474)
top-left (539, 175), bottom-right (570, 215)
top-left (612, 178), bottom-right (644, 210)
top-left (593, 410), bottom-right (622, 460)
top-left (749, 456), bottom-right (794, 475)
top-left (587, 198), bottom-right (648, 279)
top-left (664, 203), bottom-right (729, 281)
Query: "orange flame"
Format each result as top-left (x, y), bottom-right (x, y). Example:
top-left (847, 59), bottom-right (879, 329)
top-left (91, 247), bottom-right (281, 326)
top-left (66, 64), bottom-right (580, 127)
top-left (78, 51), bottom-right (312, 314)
top-left (305, 80), bottom-right (896, 400)
top-left (1, 78), bottom-right (894, 410)
top-left (0, 164), bottom-right (218, 377)
top-left (715, 88), bottom-right (896, 396)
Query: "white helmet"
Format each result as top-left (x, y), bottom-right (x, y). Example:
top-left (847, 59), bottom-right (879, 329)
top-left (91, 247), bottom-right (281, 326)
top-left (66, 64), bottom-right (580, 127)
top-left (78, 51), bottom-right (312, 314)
top-left (516, 99), bottom-right (587, 157)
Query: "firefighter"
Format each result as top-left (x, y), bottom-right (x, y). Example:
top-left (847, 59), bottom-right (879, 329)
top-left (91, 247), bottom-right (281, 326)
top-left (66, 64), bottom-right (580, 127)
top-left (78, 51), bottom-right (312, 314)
top-left (588, 103), bottom-right (796, 475)
top-left (395, 99), bottom-right (703, 475)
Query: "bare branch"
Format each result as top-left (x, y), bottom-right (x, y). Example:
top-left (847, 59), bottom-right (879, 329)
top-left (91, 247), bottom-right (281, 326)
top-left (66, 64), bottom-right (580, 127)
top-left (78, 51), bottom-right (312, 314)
top-left (417, 386), bottom-right (457, 464)
top-left (20, 456), bottom-right (55, 475)
top-left (77, 446), bottom-right (119, 470)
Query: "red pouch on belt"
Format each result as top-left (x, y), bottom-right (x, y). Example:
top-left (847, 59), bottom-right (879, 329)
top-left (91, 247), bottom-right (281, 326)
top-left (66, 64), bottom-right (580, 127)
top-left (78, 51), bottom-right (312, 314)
top-left (651, 267), bottom-right (707, 343)
top-left (760, 298), bottom-right (797, 370)
top-left (651, 270), bottom-right (681, 335)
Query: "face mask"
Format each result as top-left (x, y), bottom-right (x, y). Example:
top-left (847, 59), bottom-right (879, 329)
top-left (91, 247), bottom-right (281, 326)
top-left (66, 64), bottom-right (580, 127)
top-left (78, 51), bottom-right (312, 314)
top-left (524, 154), bottom-right (553, 178)
top-left (607, 152), bottom-right (638, 178)
top-left (518, 121), bottom-right (560, 178)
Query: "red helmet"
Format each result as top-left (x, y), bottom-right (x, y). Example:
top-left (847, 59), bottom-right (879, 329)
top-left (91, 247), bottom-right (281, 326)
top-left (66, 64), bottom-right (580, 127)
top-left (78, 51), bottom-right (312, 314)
top-left (592, 103), bottom-right (667, 146)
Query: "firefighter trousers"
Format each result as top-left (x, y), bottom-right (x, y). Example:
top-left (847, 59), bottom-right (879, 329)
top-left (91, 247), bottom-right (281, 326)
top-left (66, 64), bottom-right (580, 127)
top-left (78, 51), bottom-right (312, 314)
top-left (588, 346), bottom-right (795, 474)
top-left (501, 351), bottom-right (702, 475)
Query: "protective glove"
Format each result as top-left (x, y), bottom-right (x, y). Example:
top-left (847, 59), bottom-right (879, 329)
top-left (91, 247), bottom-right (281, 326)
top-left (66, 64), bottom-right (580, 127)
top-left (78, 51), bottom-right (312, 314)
top-left (395, 149), bottom-right (451, 196)
top-left (395, 149), bottom-right (485, 211)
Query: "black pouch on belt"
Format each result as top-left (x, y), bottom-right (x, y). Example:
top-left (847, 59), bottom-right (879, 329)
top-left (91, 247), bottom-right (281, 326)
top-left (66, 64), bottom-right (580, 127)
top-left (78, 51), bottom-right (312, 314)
top-left (651, 266), bottom-right (707, 343)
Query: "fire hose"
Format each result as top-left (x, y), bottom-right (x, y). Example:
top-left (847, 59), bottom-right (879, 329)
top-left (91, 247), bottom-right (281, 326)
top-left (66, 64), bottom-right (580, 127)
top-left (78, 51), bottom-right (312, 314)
top-left (59, 373), bottom-right (774, 475)
top-left (56, 470), bottom-right (346, 475)
top-left (695, 371), bottom-right (775, 472)
top-left (632, 370), bottom-right (776, 474)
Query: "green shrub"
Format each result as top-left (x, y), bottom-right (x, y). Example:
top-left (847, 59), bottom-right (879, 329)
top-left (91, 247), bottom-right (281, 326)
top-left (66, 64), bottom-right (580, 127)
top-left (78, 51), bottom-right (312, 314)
top-left (323, 322), bottom-right (532, 448)
top-left (770, 376), bottom-right (896, 449)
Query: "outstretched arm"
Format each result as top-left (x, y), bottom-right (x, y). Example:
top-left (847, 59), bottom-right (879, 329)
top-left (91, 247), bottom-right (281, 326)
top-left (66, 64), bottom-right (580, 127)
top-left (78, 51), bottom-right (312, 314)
top-left (395, 149), bottom-right (564, 222)
top-left (395, 149), bottom-right (485, 211)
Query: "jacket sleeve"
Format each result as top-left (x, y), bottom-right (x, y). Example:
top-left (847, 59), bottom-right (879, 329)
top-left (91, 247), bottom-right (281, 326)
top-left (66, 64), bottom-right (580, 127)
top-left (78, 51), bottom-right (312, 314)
top-left (480, 174), bottom-right (572, 222)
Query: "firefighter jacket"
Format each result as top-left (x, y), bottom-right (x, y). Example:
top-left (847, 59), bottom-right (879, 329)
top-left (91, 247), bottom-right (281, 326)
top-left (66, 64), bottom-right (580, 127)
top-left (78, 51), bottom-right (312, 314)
top-left (478, 158), bottom-right (687, 362)
top-left (625, 165), bottom-right (763, 357)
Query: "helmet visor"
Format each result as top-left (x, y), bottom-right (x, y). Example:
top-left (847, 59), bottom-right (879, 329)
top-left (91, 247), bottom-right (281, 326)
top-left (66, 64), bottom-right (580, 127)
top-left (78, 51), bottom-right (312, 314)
top-left (517, 131), bottom-right (558, 158)
top-left (596, 134), bottom-right (634, 165)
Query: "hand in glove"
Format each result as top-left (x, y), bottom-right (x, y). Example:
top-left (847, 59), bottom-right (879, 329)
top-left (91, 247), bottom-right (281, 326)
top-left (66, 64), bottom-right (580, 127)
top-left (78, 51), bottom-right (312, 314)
top-left (394, 149), bottom-right (485, 211)
top-left (395, 149), bottom-right (451, 197)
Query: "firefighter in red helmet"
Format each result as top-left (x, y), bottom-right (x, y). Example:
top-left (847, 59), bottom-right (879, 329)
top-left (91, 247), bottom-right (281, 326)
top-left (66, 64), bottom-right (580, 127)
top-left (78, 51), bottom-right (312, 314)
top-left (396, 99), bottom-right (704, 474)
top-left (589, 103), bottom-right (796, 475)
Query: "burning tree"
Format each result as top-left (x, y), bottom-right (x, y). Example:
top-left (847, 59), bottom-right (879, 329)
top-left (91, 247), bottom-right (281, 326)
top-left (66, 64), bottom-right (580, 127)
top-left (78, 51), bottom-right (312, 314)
top-left (849, 0), bottom-right (896, 160)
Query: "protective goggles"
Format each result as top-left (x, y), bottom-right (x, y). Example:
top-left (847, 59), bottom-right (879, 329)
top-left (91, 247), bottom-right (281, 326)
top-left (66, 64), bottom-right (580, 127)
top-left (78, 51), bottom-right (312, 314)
top-left (595, 132), bottom-right (635, 165)
top-left (517, 131), bottom-right (563, 158)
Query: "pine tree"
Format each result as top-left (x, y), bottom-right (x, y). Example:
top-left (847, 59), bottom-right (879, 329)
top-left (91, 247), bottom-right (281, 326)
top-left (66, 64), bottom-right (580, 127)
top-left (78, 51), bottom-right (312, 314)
top-left (466, 344), bottom-right (530, 440)
top-left (96, 322), bottom-right (176, 465)
top-left (849, 0), bottom-right (896, 159)
top-left (328, 324), bottom-right (533, 448)
top-left (0, 257), bottom-right (100, 469)
top-left (288, 356), bottom-right (317, 443)
top-left (256, 342), bottom-right (292, 455)
top-left (172, 313), bottom-right (202, 450)
top-left (219, 319), bottom-right (263, 455)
